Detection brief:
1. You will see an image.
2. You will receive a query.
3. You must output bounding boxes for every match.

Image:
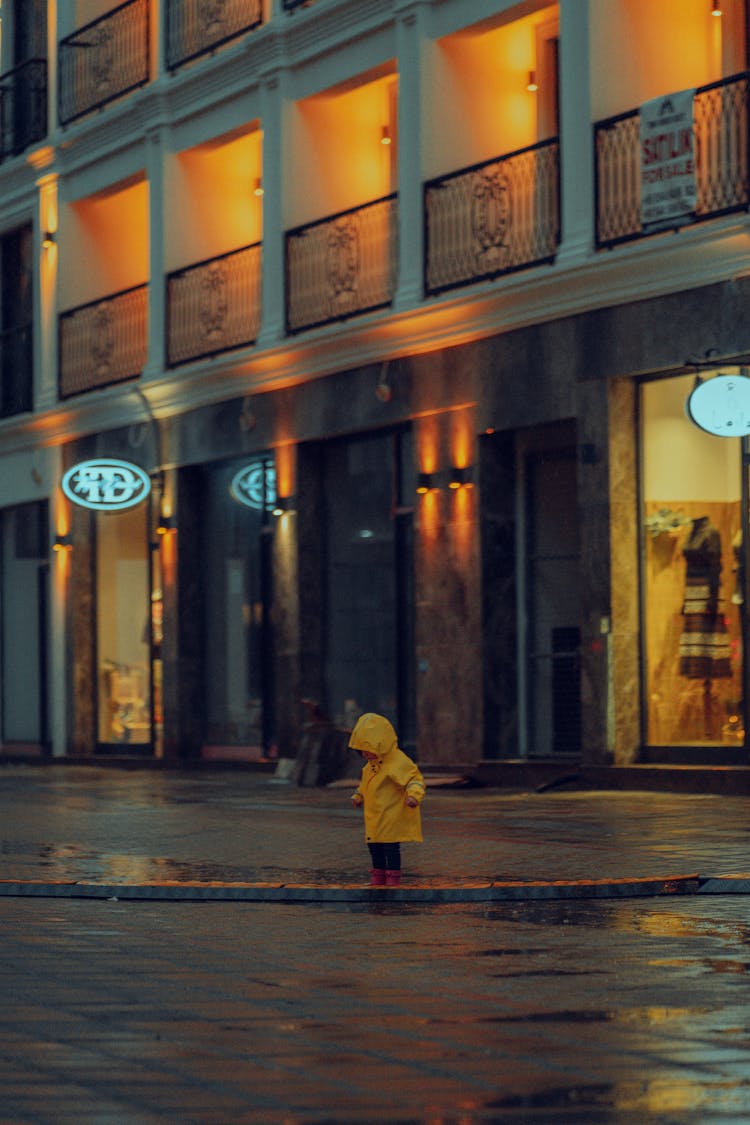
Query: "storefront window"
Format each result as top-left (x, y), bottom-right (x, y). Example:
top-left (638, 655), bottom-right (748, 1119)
top-left (642, 375), bottom-right (743, 747)
top-left (323, 430), bottom-right (415, 744)
top-left (201, 456), bottom-right (274, 753)
top-left (96, 505), bottom-right (151, 747)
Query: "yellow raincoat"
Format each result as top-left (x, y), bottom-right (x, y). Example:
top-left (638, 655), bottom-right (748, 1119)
top-left (349, 713), bottom-right (425, 843)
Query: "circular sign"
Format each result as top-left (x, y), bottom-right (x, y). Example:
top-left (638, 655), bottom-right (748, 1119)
top-left (62, 459), bottom-right (151, 511)
top-left (230, 463), bottom-right (277, 511)
top-left (686, 373), bottom-right (750, 437)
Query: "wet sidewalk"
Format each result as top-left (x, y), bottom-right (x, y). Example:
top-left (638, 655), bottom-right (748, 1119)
top-left (0, 764), bottom-right (748, 902)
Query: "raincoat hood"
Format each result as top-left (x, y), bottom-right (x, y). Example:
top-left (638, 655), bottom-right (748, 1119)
top-left (349, 713), bottom-right (397, 760)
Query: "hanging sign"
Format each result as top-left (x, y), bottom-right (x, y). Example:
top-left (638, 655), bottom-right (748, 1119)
top-left (230, 462), bottom-right (276, 511)
top-left (640, 87), bottom-right (696, 228)
top-left (686, 372), bottom-right (750, 437)
top-left (62, 458), bottom-right (151, 511)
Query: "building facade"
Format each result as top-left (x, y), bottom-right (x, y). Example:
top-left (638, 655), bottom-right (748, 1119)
top-left (0, 0), bottom-right (749, 769)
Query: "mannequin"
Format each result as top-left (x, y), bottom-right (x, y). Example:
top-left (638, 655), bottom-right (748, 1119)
top-left (678, 516), bottom-right (731, 737)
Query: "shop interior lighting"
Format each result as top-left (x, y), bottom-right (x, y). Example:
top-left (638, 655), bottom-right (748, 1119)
top-left (711, 1), bottom-right (722, 15)
top-left (53, 532), bottom-right (72, 552)
top-left (253, 177), bottom-right (264, 197)
top-left (380, 124), bottom-right (392, 146)
top-left (416, 472), bottom-right (437, 494)
top-left (526, 70), bottom-right (538, 92)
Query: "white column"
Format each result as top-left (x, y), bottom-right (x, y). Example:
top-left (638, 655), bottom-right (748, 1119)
top-left (34, 166), bottom-right (59, 412)
top-left (557, 0), bottom-right (594, 263)
top-left (49, 445), bottom-right (68, 757)
top-left (393, 1), bottom-right (429, 311)
top-left (143, 123), bottom-right (167, 379)
top-left (257, 71), bottom-right (287, 347)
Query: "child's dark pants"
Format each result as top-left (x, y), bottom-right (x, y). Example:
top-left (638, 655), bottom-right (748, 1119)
top-left (368, 842), bottom-right (401, 871)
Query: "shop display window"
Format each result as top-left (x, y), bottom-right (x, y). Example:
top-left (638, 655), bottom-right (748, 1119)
top-left (96, 504), bottom-right (151, 746)
top-left (201, 456), bottom-right (274, 753)
top-left (642, 375), bottom-right (744, 747)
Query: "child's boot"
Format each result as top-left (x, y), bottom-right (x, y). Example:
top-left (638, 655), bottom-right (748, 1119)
top-left (370, 869), bottom-right (387, 886)
top-left (385, 871), bottom-right (401, 887)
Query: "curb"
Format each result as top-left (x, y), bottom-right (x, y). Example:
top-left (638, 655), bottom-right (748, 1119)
top-left (1, 872), bottom-right (743, 903)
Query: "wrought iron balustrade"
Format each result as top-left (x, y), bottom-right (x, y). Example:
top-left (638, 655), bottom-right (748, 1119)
top-left (424, 139), bottom-right (560, 297)
top-left (0, 323), bottom-right (33, 417)
top-left (58, 0), bottom-right (149, 126)
top-left (285, 194), bottom-right (398, 334)
top-left (59, 285), bottom-right (148, 398)
top-left (595, 71), bottom-right (749, 248)
top-left (0, 59), bottom-right (47, 161)
top-left (166, 243), bottom-right (262, 367)
top-left (165, 0), bottom-right (263, 70)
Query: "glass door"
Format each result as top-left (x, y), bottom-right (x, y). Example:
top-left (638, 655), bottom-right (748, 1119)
top-left (96, 504), bottom-right (152, 751)
top-left (1, 501), bottom-right (49, 751)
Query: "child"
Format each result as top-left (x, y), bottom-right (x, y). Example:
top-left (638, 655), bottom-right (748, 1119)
top-left (349, 712), bottom-right (426, 887)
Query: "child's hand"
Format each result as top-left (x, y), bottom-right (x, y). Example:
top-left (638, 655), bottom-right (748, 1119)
top-left (351, 793), bottom-right (363, 807)
top-left (405, 796), bottom-right (418, 808)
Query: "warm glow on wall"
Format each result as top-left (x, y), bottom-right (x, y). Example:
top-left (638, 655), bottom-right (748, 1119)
top-left (291, 71), bottom-right (397, 225)
top-left (274, 441), bottom-right (296, 502)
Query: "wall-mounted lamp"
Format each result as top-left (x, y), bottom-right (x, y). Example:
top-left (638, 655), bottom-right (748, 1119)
top-left (380, 124), bottom-right (392, 146)
top-left (42, 230), bottom-right (56, 249)
top-left (711, 1), bottom-right (722, 15)
top-left (272, 496), bottom-right (295, 517)
top-left (526, 70), bottom-right (538, 92)
top-left (253, 177), bottom-right (264, 197)
top-left (53, 532), bottom-right (72, 552)
top-left (156, 514), bottom-right (177, 536)
top-left (448, 465), bottom-right (474, 490)
top-left (416, 472), bottom-right (437, 495)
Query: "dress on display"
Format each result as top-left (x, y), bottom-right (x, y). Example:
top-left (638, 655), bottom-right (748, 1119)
top-left (678, 516), bottom-right (732, 680)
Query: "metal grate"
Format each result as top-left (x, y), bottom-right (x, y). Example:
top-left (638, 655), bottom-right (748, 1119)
top-left (59, 285), bottom-right (148, 398)
top-left (424, 139), bottom-right (560, 296)
top-left (595, 71), bottom-right (750, 248)
top-left (58, 0), bottom-right (149, 126)
top-left (285, 195), bottom-right (398, 334)
top-left (166, 243), bottom-right (262, 367)
top-left (165, 0), bottom-right (263, 71)
top-left (0, 59), bottom-right (47, 161)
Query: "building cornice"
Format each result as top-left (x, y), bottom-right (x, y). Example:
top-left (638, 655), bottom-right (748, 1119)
top-left (3, 213), bottom-right (748, 458)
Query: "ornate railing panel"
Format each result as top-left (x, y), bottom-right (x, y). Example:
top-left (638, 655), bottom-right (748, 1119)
top-left (165, 0), bottom-right (263, 71)
top-left (424, 139), bottom-right (560, 296)
top-left (59, 285), bottom-right (148, 398)
top-left (58, 0), bottom-right (149, 126)
top-left (0, 324), bottom-right (33, 417)
top-left (0, 59), bottom-right (47, 161)
top-left (166, 243), bottom-right (262, 367)
top-left (285, 195), bottom-right (397, 334)
top-left (595, 71), bottom-right (749, 248)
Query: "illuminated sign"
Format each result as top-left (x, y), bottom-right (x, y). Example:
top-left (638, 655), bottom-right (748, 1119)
top-left (230, 462), bottom-right (276, 511)
top-left (686, 372), bottom-right (750, 437)
top-left (62, 459), bottom-right (151, 511)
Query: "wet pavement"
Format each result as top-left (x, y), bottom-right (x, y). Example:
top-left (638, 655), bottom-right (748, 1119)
top-left (1, 765), bottom-right (750, 1122)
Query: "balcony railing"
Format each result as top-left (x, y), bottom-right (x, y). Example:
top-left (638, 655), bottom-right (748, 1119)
top-left (0, 59), bottom-right (47, 162)
top-left (58, 0), bottom-right (149, 126)
top-left (165, 0), bottom-right (263, 71)
top-left (59, 285), bottom-right (148, 398)
top-left (285, 194), bottom-right (398, 334)
top-left (595, 71), bottom-right (750, 248)
top-left (166, 243), bottom-right (262, 367)
top-left (283, 1), bottom-right (313, 10)
top-left (423, 139), bottom-right (560, 296)
top-left (0, 324), bottom-right (33, 417)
